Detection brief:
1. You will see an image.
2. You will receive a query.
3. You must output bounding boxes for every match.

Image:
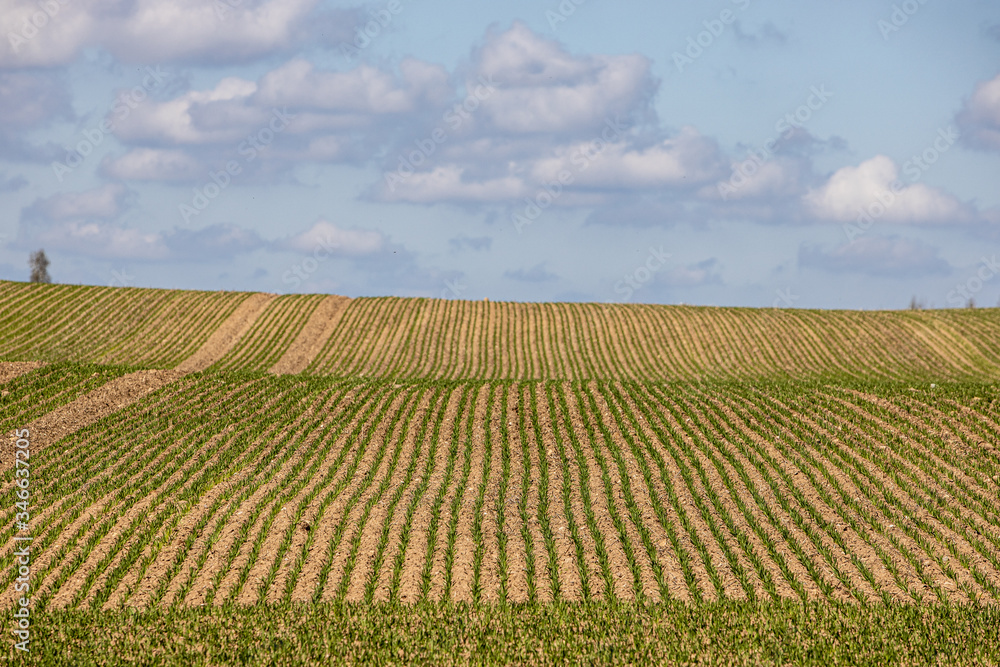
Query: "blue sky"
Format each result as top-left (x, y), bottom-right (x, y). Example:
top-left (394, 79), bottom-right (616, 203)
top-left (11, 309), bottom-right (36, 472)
top-left (1, 0), bottom-right (999, 309)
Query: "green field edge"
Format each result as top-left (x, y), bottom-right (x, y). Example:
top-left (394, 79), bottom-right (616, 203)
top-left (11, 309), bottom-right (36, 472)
top-left (2, 600), bottom-right (999, 666)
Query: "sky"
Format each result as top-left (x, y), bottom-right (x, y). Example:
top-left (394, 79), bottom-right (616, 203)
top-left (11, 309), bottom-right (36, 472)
top-left (1, 0), bottom-right (999, 309)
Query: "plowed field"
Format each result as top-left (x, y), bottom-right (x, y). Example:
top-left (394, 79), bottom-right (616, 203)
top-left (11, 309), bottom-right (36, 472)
top-left (2, 282), bottom-right (999, 664)
top-left (3, 372), bottom-right (999, 609)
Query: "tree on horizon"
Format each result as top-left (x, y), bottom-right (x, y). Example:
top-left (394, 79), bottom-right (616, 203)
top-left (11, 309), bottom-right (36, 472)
top-left (29, 249), bottom-right (51, 284)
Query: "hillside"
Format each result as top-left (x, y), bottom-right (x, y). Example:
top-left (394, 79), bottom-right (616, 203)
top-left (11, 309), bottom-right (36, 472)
top-left (1, 281), bottom-right (999, 663)
top-left (3, 280), bottom-right (1000, 382)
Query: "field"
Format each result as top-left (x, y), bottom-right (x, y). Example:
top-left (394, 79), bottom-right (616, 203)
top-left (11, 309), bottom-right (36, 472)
top-left (1, 280), bottom-right (999, 664)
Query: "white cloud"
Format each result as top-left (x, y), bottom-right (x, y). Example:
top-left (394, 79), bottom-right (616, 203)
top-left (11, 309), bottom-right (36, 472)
top-left (706, 156), bottom-right (809, 201)
top-left (957, 72), bottom-right (1000, 152)
top-left (804, 155), bottom-right (970, 224)
top-left (112, 77), bottom-right (260, 145)
top-left (255, 58), bottom-right (451, 113)
top-left (0, 0), bottom-right (331, 67)
top-left (36, 183), bottom-right (128, 220)
top-left (101, 148), bottom-right (204, 182)
top-left (381, 166), bottom-right (527, 203)
top-left (474, 22), bottom-right (654, 135)
top-left (36, 221), bottom-right (169, 260)
top-left (281, 220), bottom-right (385, 256)
top-left (110, 58), bottom-right (451, 154)
top-left (532, 127), bottom-right (726, 189)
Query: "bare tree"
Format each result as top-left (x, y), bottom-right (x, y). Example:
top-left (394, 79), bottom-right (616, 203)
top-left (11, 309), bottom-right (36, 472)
top-left (29, 249), bottom-right (51, 284)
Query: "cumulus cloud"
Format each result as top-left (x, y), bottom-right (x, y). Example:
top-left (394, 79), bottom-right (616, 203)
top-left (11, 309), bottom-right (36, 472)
top-left (22, 222), bottom-right (266, 261)
top-left (709, 156), bottom-right (809, 202)
top-left (803, 155), bottom-right (971, 224)
top-left (112, 76), bottom-right (262, 145)
top-left (0, 0), bottom-right (352, 67)
top-left (799, 235), bottom-right (950, 276)
top-left (279, 220), bottom-right (385, 256)
top-left (96, 55), bottom-right (456, 187)
top-left (14, 183), bottom-right (266, 260)
top-left (532, 126), bottom-right (726, 189)
top-left (368, 23), bottom-right (734, 206)
top-left (472, 22), bottom-right (655, 136)
top-left (381, 166), bottom-right (527, 203)
top-left (255, 58), bottom-right (451, 113)
top-left (31, 183), bottom-right (130, 221)
top-left (956, 72), bottom-right (1000, 152)
top-left (101, 148), bottom-right (204, 182)
top-left (29, 221), bottom-right (169, 260)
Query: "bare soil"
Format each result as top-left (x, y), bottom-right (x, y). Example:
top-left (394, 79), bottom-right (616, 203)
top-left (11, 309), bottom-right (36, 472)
top-left (269, 295), bottom-right (351, 375)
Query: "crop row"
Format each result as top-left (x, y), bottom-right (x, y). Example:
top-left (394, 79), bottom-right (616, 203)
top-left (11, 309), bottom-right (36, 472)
top-left (0, 281), bottom-right (251, 368)
top-left (4, 283), bottom-right (1000, 381)
top-left (303, 297), bottom-right (1000, 382)
top-left (3, 369), bottom-right (997, 608)
top-left (0, 363), bottom-right (131, 437)
top-left (208, 294), bottom-right (326, 373)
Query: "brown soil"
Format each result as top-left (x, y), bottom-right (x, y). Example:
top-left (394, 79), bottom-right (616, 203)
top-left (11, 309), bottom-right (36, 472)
top-left (315, 390), bottom-right (421, 603)
top-left (422, 388), bottom-right (474, 602)
top-left (0, 361), bottom-right (46, 384)
top-left (3, 369), bottom-right (183, 475)
top-left (785, 394), bottom-right (965, 602)
top-left (561, 384), bottom-right (637, 601)
top-left (176, 293), bottom-right (276, 372)
top-left (538, 385), bottom-right (598, 602)
top-left (817, 392), bottom-right (996, 602)
top-left (710, 392), bottom-right (885, 603)
top-left (448, 385), bottom-right (488, 602)
top-left (626, 384), bottom-right (780, 600)
top-left (269, 295), bottom-right (351, 375)
top-left (500, 386), bottom-right (529, 603)
top-left (394, 387), bottom-right (464, 603)
top-left (476, 386), bottom-right (504, 603)
top-left (344, 391), bottom-right (436, 603)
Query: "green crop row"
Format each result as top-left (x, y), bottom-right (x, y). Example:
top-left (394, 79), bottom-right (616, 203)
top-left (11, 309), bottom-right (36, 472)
top-left (3, 366), bottom-right (999, 610)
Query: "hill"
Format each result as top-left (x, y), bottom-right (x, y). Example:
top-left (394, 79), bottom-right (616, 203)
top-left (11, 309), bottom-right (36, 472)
top-left (2, 280), bottom-right (999, 664)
